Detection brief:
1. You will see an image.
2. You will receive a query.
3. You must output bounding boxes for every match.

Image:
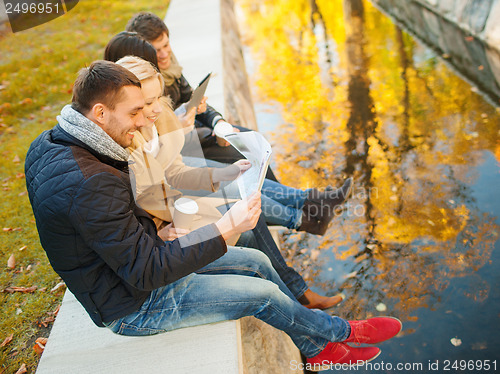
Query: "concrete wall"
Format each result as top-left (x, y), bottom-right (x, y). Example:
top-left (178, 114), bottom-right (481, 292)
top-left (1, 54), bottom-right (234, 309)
top-left (369, 0), bottom-right (500, 106)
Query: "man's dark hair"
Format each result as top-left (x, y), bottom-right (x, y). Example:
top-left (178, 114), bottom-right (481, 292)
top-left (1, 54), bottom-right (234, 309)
top-left (125, 12), bottom-right (169, 41)
top-left (104, 31), bottom-right (160, 71)
top-left (72, 60), bottom-right (141, 115)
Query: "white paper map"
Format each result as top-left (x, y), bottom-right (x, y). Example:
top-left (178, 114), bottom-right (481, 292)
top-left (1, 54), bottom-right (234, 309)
top-left (224, 131), bottom-right (272, 199)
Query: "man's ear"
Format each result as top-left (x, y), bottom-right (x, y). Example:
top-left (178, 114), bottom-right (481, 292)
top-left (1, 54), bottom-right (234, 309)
top-left (88, 103), bottom-right (106, 127)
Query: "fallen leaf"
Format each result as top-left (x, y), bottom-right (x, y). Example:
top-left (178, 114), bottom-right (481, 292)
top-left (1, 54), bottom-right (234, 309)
top-left (310, 249), bottom-right (320, 261)
top-left (471, 341), bottom-right (487, 350)
top-left (39, 316), bottom-right (55, 327)
top-left (33, 337), bottom-right (48, 354)
top-left (465, 36), bottom-right (474, 41)
top-left (0, 333), bottom-right (13, 347)
top-left (16, 308), bottom-right (22, 315)
top-left (451, 337), bottom-right (462, 346)
top-left (12, 155), bottom-right (21, 163)
top-left (376, 303), bottom-right (387, 312)
top-left (344, 271), bottom-right (358, 279)
top-left (15, 363), bottom-right (27, 374)
top-left (2, 286), bottom-right (37, 293)
top-left (19, 98), bottom-right (33, 105)
top-left (7, 254), bottom-right (16, 269)
top-left (19, 246), bottom-right (27, 251)
top-left (50, 282), bottom-right (65, 293)
top-left (13, 227), bottom-right (22, 231)
top-left (15, 173), bottom-right (25, 179)
top-left (3, 227), bottom-right (12, 232)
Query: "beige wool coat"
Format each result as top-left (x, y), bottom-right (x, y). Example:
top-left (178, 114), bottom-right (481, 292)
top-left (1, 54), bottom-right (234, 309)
top-left (127, 99), bottom-right (222, 228)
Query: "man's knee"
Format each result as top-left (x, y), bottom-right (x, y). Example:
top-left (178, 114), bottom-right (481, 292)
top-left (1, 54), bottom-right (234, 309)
top-left (227, 246), bottom-right (273, 269)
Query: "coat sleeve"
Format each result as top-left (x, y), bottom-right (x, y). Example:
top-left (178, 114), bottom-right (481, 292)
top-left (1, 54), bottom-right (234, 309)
top-left (195, 104), bottom-right (224, 129)
top-left (69, 172), bottom-right (227, 291)
top-left (164, 151), bottom-right (219, 192)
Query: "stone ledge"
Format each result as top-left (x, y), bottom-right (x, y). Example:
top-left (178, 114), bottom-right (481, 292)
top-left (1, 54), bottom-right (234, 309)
top-left (36, 291), bottom-right (244, 374)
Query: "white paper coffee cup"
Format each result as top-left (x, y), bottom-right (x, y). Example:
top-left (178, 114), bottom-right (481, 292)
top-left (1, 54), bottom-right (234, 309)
top-left (213, 122), bottom-right (233, 146)
top-left (173, 198), bottom-right (199, 230)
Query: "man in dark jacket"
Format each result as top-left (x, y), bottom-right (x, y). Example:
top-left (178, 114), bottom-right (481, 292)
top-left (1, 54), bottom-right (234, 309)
top-left (25, 60), bottom-right (400, 368)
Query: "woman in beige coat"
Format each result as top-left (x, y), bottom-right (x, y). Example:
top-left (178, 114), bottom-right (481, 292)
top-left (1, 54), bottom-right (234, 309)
top-left (117, 55), bottom-right (345, 310)
top-left (120, 56), bottom-right (249, 238)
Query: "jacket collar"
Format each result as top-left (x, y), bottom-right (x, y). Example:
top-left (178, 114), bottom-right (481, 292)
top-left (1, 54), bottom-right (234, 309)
top-left (57, 105), bottom-right (129, 162)
top-left (51, 124), bottom-right (129, 173)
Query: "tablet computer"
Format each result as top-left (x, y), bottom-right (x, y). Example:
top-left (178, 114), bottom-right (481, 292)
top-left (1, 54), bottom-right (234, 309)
top-left (185, 72), bottom-right (212, 112)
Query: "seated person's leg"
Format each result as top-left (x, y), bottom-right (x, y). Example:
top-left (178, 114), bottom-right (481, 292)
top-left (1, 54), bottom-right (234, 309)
top-left (196, 246), bottom-right (295, 300)
top-left (261, 179), bottom-right (307, 209)
top-left (105, 246), bottom-right (346, 357)
top-left (105, 243), bottom-right (400, 366)
top-left (181, 126), bottom-right (214, 158)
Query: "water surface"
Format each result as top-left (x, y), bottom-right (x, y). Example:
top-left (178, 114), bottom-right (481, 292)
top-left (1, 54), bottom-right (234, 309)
top-left (237, 0), bottom-right (500, 371)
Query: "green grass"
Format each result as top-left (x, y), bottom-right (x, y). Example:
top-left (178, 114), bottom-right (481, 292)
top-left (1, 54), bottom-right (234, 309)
top-left (0, 1), bottom-right (169, 372)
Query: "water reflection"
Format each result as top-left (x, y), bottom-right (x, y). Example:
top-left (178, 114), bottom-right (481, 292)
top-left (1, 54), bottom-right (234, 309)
top-left (238, 0), bottom-right (500, 369)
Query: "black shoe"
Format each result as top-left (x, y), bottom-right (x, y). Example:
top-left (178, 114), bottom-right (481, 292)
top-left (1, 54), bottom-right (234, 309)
top-left (298, 178), bottom-right (353, 235)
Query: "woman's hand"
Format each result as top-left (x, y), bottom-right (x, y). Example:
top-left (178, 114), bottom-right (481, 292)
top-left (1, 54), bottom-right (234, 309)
top-left (177, 107), bottom-right (196, 130)
top-left (212, 160), bottom-right (251, 183)
top-left (215, 192), bottom-right (261, 241)
top-left (197, 96), bottom-right (208, 114)
top-left (158, 223), bottom-right (191, 241)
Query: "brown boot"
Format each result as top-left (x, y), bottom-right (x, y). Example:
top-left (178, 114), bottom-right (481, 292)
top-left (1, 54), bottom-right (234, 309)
top-left (298, 178), bottom-right (353, 235)
top-left (298, 289), bottom-right (345, 310)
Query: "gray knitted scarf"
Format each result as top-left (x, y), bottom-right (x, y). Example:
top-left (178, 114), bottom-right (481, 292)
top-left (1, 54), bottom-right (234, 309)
top-left (57, 105), bottom-right (129, 162)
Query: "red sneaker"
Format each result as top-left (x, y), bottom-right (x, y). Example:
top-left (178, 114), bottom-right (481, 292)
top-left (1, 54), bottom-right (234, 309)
top-left (306, 342), bottom-right (380, 371)
top-left (345, 317), bottom-right (402, 344)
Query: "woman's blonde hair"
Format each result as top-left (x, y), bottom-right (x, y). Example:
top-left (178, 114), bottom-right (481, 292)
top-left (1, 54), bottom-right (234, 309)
top-left (115, 55), bottom-right (164, 88)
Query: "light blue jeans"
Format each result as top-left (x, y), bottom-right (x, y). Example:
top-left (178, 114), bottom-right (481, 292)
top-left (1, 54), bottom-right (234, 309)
top-left (104, 247), bottom-right (350, 357)
top-left (182, 157), bottom-right (307, 229)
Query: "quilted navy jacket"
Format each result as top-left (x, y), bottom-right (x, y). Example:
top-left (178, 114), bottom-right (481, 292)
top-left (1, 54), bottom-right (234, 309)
top-left (25, 124), bottom-right (227, 327)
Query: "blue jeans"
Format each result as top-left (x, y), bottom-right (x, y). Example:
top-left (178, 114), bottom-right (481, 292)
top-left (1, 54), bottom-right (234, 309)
top-left (104, 247), bottom-right (350, 357)
top-left (234, 214), bottom-right (307, 299)
top-left (182, 157), bottom-right (307, 229)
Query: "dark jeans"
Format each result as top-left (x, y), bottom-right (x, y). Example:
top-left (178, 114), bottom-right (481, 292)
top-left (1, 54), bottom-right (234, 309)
top-left (231, 211), bottom-right (308, 300)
